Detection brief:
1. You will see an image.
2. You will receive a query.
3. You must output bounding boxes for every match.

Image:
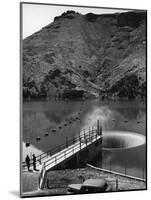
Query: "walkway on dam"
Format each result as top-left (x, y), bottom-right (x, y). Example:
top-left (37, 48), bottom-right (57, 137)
top-left (22, 126), bottom-right (102, 195)
top-left (22, 120), bottom-right (102, 189)
top-left (38, 126), bottom-right (102, 189)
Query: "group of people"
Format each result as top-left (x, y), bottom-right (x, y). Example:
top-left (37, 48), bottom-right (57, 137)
top-left (25, 154), bottom-right (38, 172)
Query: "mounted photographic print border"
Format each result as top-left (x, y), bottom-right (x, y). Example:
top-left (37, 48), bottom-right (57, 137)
top-left (20, 2), bottom-right (147, 198)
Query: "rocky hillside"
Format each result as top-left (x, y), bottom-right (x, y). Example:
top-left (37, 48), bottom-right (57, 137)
top-left (23, 10), bottom-right (147, 100)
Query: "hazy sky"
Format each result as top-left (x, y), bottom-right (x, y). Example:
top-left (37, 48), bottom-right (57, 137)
top-left (22, 3), bottom-right (131, 39)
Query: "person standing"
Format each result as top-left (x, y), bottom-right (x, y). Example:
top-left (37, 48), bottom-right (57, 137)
top-left (25, 155), bottom-right (30, 171)
top-left (32, 154), bottom-right (37, 171)
top-left (100, 125), bottom-right (102, 135)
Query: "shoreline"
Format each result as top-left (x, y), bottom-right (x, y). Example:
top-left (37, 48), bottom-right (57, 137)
top-left (22, 166), bottom-right (146, 197)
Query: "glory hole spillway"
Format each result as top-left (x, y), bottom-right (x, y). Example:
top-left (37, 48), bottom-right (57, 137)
top-left (23, 100), bottom-right (146, 179)
top-left (102, 131), bottom-right (145, 150)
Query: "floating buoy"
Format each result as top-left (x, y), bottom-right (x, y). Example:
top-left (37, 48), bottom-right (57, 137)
top-left (69, 121), bottom-right (72, 124)
top-left (76, 117), bottom-right (78, 120)
top-left (36, 136), bottom-right (40, 141)
top-left (59, 126), bottom-right (62, 129)
top-left (64, 123), bottom-right (67, 126)
top-left (137, 121), bottom-right (140, 124)
top-left (124, 120), bottom-right (128, 123)
top-left (25, 142), bottom-right (30, 147)
top-left (52, 129), bottom-right (56, 133)
top-left (45, 132), bottom-right (49, 136)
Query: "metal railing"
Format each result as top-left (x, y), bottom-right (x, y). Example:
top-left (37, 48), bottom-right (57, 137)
top-left (22, 126), bottom-right (100, 168)
top-left (39, 127), bottom-right (102, 188)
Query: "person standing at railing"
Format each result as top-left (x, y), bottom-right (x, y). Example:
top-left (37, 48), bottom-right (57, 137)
top-left (33, 154), bottom-right (38, 171)
top-left (25, 155), bottom-right (30, 171)
top-left (100, 124), bottom-right (102, 136)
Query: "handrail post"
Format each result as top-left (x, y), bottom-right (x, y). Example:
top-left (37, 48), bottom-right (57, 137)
top-left (84, 129), bottom-right (86, 144)
top-left (40, 155), bottom-right (41, 165)
top-left (55, 156), bottom-right (57, 164)
top-left (86, 138), bottom-right (87, 146)
top-left (66, 136), bottom-right (68, 148)
top-left (39, 173), bottom-right (41, 186)
top-left (100, 124), bottom-right (102, 136)
top-left (42, 163), bottom-right (45, 177)
top-left (89, 127), bottom-right (91, 140)
top-left (79, 136), bottom-right (81, 150)
top-left (116, 179), bottom-right (118, 191)
top-left (97, 120), bottom-right (99, 135)
top-left (73, 133), bottom-right (75, 144)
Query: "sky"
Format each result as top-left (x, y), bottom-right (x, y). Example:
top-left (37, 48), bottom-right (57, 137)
top-left (22, 3), bottom-right (131, 39)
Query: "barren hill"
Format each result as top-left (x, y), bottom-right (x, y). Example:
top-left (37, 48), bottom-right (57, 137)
top-left (23, 10), bottom-right (146, 100)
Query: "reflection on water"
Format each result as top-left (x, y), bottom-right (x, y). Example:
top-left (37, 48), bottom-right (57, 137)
top-left (22, 100), bottom-right (146, 178)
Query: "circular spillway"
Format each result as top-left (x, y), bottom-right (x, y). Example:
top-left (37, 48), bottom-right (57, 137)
top-left (102, 131), bottom-right (145, 150)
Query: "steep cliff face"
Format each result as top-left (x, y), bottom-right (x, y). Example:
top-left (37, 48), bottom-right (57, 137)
top-left (23, 10), bottom-right (146, 100)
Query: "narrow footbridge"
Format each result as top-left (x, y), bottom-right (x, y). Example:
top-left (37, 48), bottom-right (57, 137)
top-left (23, 121), bottom-right (103, 190)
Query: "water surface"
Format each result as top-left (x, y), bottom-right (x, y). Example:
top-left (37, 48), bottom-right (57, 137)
top-left (22, 100), bottom-right (146, 178)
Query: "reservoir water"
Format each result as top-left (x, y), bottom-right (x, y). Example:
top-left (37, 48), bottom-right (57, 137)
top-left (22, 100), bottom-right (146, 179)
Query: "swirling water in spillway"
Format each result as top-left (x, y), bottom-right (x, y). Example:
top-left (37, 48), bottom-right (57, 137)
top-left (102, 131), bottom-right (145, 150)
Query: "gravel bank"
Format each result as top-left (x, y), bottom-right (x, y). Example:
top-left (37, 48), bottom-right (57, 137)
top-left (22, 166), bottom-right (146, 197)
